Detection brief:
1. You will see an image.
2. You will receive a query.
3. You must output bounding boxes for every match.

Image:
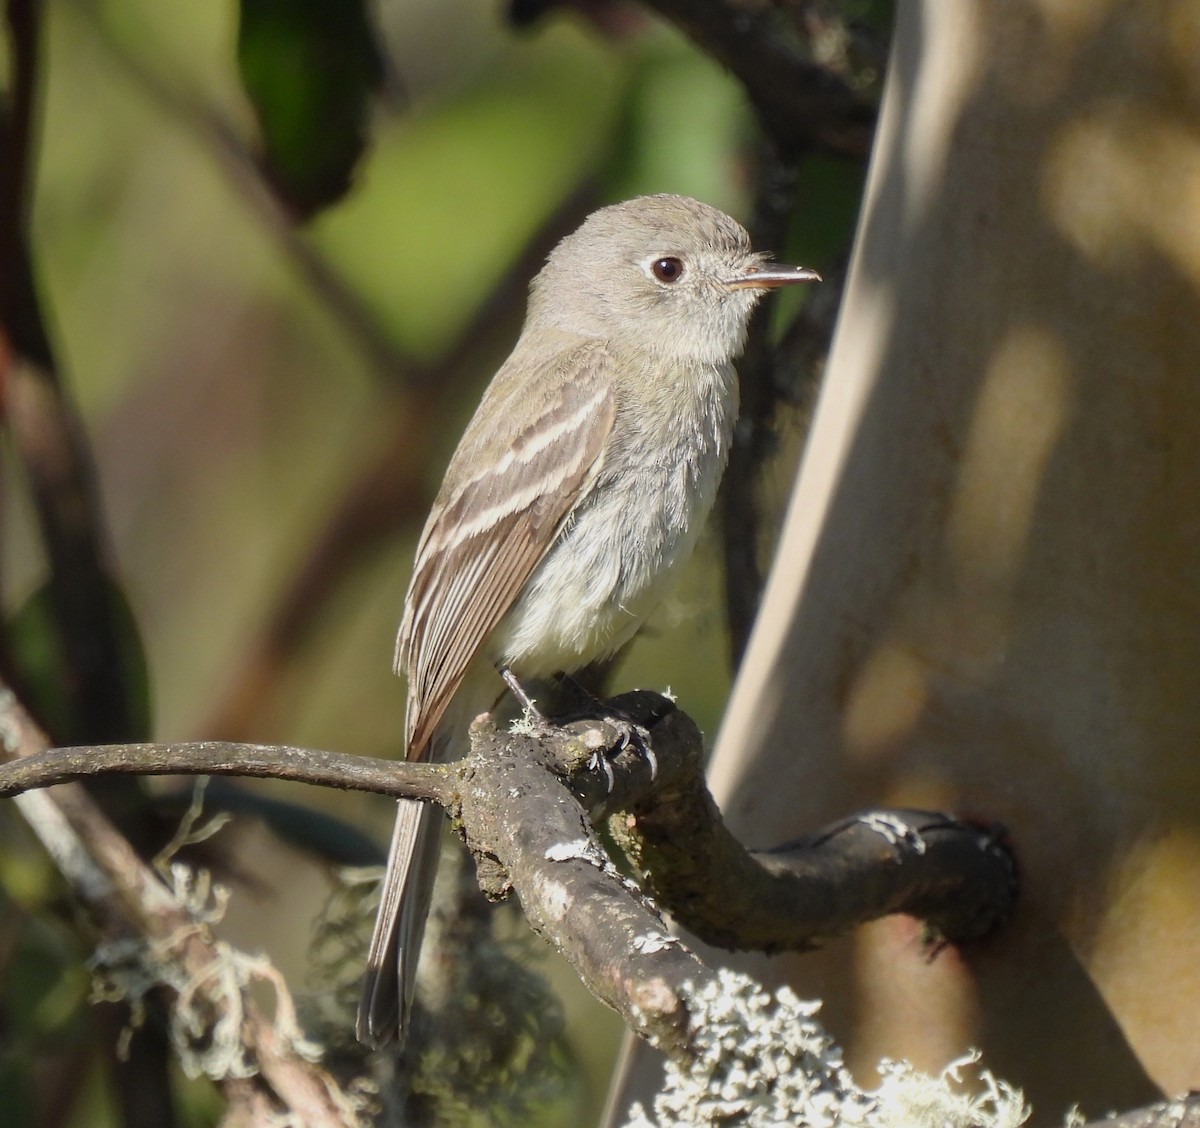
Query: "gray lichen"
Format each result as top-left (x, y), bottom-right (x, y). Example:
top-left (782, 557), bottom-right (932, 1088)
top-left (622, 969), bottom-right (1029, 1128)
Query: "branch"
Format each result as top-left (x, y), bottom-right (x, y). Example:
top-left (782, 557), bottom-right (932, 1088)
top-left (1, 6), bottom-right (179, 1121)
top-left (0, 682), bottom-right (362, 1125)
top-left (641, 0), bottom-right (878, 161)
top-left (0, 686), bottom-right (1018, 1061)
top-left (605, 701), bottom-right (1014, 953)
top-left (457, 708), bottom-right (715, 1055)
top-left (0, 739), bottom-right (454, 805)
top-left (510, 0), bottom-right (880, 160)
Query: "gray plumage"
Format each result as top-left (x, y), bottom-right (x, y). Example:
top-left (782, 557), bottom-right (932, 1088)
top-left (357, 194), bottom-right (819, 1047)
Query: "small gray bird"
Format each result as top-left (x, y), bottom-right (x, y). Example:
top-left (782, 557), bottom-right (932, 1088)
top-left (357, 194), bottom-right (819, 1047)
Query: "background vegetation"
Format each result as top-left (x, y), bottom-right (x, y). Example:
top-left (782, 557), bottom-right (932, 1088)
top-left (0, 0), bottom-right (876, 1123)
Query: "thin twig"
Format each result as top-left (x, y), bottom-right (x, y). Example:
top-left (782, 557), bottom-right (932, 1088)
top-left (0, 738), bottom-right (453, 804)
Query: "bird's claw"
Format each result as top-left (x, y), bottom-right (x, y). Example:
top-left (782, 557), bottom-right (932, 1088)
top-left (587, 715), bottom-right (656, 791)
top-left (587, 746), bottom-right (617, 791)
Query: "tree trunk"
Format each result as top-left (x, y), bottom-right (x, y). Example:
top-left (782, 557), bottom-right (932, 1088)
top-left (610, 1), bottom-right (1200, 1122)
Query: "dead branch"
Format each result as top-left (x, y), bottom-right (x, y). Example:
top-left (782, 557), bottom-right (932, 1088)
top-left (0, 685), bottom-right (1017, 1062)
top-left (0, 682), bottom-right (363, 1126)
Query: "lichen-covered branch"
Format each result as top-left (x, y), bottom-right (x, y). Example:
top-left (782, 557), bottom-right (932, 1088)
top-left (604, 698), bottom-right (1015, 953)
top-left (0, 684), bottom-right (1018, 1064)
top-left (457, 712), bottom-right (717, 1055)
top-left (0, 682), bottom-right (362, 1126)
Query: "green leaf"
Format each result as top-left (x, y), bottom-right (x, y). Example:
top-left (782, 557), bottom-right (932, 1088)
top-left (237, 0), bottom-right (386, 219)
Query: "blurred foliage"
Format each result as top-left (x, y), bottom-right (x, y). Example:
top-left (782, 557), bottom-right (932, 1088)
top-left (6, 577), bottom-right (152, 743)
top-left (311, 24), bottom-right (627, 361)
top-left (237, 0), bottom-right (386, 217)
top-left (0, 0), bottom-right (868, 1123)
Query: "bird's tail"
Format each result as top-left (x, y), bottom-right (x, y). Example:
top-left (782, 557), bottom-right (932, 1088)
top-left (356, 795), bottom-right (443, 1047)
top-left (357, 665), bottom-right (498, 1047)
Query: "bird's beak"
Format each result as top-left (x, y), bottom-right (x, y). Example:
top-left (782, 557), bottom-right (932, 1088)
top-left (724, 263), bottom-right (822, 290)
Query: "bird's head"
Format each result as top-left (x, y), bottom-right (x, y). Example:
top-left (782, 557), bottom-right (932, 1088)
top-left (528, 194), bottom-right (820, 365)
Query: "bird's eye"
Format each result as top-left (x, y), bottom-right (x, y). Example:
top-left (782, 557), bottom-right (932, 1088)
top-left (650, 257), bottom-right (684, 283)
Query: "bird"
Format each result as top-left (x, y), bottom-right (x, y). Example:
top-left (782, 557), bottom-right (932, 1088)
top-left (357, 193), bottom-right (819, 1047)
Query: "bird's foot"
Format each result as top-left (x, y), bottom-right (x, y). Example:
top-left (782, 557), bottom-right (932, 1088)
top-left (555, 676), bottom-right (657, 787)
top-left (499, 667), bottom-right (657, 790)
top-left (587, 713), bottom-right (655, 784)
top-left (500, 665), bottom-right (545, 722)
top-left (562, 716), bottom-right (650, 792)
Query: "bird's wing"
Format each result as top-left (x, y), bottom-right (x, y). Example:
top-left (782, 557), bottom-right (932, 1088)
top-left (397, 338), bottom-right (617, 759)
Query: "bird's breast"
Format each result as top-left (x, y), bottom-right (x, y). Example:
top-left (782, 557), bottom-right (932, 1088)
top-left (490, 360), bottom-right (737, 676)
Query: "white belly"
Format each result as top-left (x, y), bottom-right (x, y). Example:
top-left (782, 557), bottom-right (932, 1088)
top-left (489, 361), bottom-right (736, 676)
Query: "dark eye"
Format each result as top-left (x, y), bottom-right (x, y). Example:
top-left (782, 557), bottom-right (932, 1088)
top-left (651, 256), bottom-right (684, 283)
